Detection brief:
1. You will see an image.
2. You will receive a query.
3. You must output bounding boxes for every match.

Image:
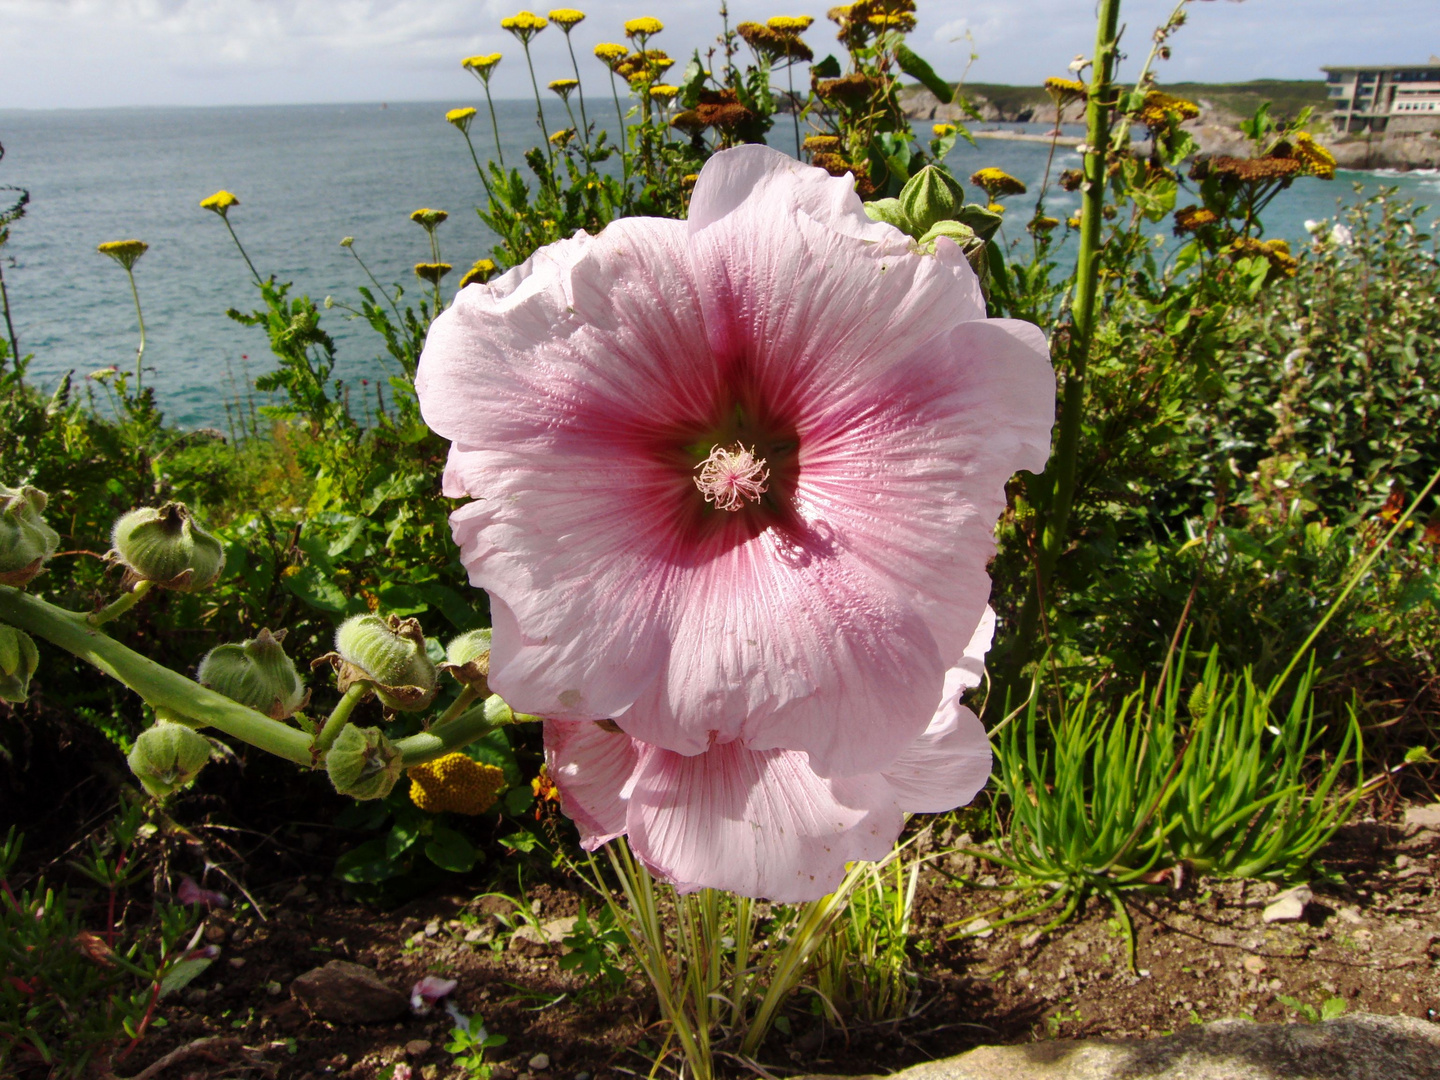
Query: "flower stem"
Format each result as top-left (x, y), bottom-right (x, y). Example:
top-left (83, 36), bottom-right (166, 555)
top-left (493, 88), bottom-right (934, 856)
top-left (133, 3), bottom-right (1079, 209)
top-left (124, 266), bottom-right (146, 390)
top-left (88, 579), bottom-right (155, 627)
top-left (0, 260), bottom-right (19, 369)
top-left (396, 699), bottom-right (518, 767)
top-left (434, 683), bottom-right (483, 729)
top-left (1011, 0), bottom-right (1122, 677)
top-left (482, 81), bottom-right (506, 169)
top-left (521, 40), bottom-right (556, 175)
top-left (311, 682), bottom-right (368, 759)
top-left (608, 70), bottom-right (632, 203)
top-left (564, 32), bottom-right (591, 142)
top-left (222, 216), bottom-right (263, 285)
top-left (0, 585), bottom-right (313, 765)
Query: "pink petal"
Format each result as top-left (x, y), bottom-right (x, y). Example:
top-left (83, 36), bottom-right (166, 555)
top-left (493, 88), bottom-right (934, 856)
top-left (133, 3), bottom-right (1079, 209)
top-left (545, 719), bottom-right (638, 849)
top-left (880, 701), bottom-right (992, 815)
top-left (688, 144), bottom-right (904, 248)
top-left (410, 976), bottom-right (458, 1013)
top-left (176, 876), bottom-right (229, 909)
top-left (624, 739), bottom-right (902, 903)
top-left (615, 529), bottom-right (947, 775)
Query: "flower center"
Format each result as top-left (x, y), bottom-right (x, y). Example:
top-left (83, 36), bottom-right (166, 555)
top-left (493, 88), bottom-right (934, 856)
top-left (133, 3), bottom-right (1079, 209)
top-left (693, 443), bottom-right (770, 512)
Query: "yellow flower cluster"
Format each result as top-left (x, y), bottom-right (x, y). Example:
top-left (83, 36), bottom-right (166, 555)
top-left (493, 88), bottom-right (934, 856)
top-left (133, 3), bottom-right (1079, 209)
top-left (460, 258), bottom-right (497, 288)
top-left (1290, 132), bottom-right (1337, 180)
top-left (1137, 91), bottom-right (1200, 131)
top-left (200, 189), bottom-right (239, 215)
top-left (445, 106), bottom-right (477, 131)
top-left (594, 41), bottom-right (628, 65)
top-left (548, 7), bottom-right (586, 28)
top-left (531, 765), bottom-right (559, 806)
top-left (932, 122), bottom-right (956, 138)
top-left (414, 262), bottom-right (453, 285)
top-left (1029, 215), bottom-right (1060, 234)
top-left (548, 77), bottom-right (579, 100)
top-left (867, 11), bottom-right (916, 31)
top-left (1044, 76), bottom-right (1088, 106)
top-left (96, 239), bottom-right (149, 269)
top-left (409, 753), bottom-right (507, 815)
top-left (462, 53), bottom-right (503, 73)
top-left (410, 207), bottom-right (449, 229)
top-left (970, 167), bottom-right (1028, 198)
top-left (1228, 236), bottom-right (1298, 278)
top-left (767, 15), bottom-right (814, 32)
top-left (501, 10), bottom-right (548, 36)
top-left (549, 127), bottom-right (575, 146)
top-left (803, 134), bottom-right (841, 152)
top-left (624, 15), bottom-right (664, 37)
top-left (1173, 204), bottom-right (1219, 234)
top-left (649, 84), bottom-right (678, 101)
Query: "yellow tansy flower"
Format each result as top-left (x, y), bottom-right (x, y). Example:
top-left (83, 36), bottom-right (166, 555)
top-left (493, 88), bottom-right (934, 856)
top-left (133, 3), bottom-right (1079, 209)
top-left (649, 84), bottom-right (678, 101)
top-left (446, 106), bottom-right (477, 131)
top-left (410, 208), bottom-right (449, 230)
top-left (501, 10), bottom-right (549, 39)
top-left (1137, 90), bottom-right (1200, 131)
top-left (971, 167), bottom-right (1028, 198)
top-left (624, 15), bottom-right (664, 37)
top-left (459, 258), bottom-right (497, 288)
top-left (1291, 132), bottom-right (1337, 180)
top-left (1043, 76), bottom-right (1088, 106)
top-left (409, 753), bottom-right (507, 815)
top-left (462, 53), bottom-right (503, 74)
top-left (932, 123), bottom-right (956, 138)
top-left (767, 15), bottom-right (814, 32)
top-left (549, 127), bottom-right (575, 146)
top-left (594, 41), bottom-right (628, 66)
top-left (548, 7), bottom-right (585, 28)
top-left (548, 77), bottom-right (579, 100)
top-left (96, 239), bottom-right (149, 269)
top-left (803, 134), bottom-right (841, 152)
top-left (414, 262), bottom-right (453, 285)
top-left (200, 190), bottom-right (239, 216)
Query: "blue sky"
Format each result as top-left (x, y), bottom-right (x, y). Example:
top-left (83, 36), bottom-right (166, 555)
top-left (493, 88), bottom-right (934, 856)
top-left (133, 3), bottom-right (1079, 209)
top-left (1, 0), bottom-right (1437, 110)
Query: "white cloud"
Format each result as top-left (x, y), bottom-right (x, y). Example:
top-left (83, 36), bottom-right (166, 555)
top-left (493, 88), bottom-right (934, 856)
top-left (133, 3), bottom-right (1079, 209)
top-left (0, 0), bottom-right (1437, 109)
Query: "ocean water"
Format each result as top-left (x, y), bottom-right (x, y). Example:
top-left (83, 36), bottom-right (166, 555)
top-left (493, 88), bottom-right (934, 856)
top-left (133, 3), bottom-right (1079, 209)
top-left (1, 101), bottom-right (1436, 429)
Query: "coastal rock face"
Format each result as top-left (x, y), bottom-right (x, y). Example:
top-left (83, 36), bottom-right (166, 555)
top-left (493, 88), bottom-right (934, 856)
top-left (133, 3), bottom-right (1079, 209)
top-left (1327, 134), bottom-right (1440, 171)
top-left (805, 1013), bottom-right (1440, 1080)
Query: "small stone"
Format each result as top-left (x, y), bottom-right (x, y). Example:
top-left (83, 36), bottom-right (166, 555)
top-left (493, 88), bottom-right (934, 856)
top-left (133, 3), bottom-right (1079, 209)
top-left (966, 918), bottom-right (993, 938)
top-left (573, 1073), bottom-right (590, 1080)
top-left (528, 1053), bottom-right (551, 1071)
top-left (406, 1039), bottom-right (432, 1056)
top-left (465, 926), bottom-right (494, 944)
top-left (266, 980), bottom-right (283, 996)
top-left (1242, 955), bottom-right (1267, 975)
top-left (228, 956), bottom-right (247, 969)
top-left (1020, 931), bottom-right (1043, 948)
top-left (290, 960), bottom-right (408, 1023)
top-left (1262, 885), bottom-right (1312, 923)
top-left (284, 883), bottom-right (309, 901)
top-left (1395, 854), bottom-right (1412, 870)
top-left (424, 921), bottom-right (440, 937)
top-left (204, 924), bottom-right (228, 944)
top-left (1338, 906), bottom-right (1363, 924)
top-left (184, 987), bottom-right (208, 1004)
top-left (410, 932), bottom-right (427, 946)
top-left (420, 1066), bottom-right (438, 1080)
top-left (1402, 802), bottom-right (1440, 831)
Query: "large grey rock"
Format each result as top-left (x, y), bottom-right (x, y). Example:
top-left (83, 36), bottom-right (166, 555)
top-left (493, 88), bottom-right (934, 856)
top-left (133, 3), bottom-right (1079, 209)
top-left (290, 960), bottom-right (407, 1023)
top-left (807, 1014), bottom-right (1440, 1080)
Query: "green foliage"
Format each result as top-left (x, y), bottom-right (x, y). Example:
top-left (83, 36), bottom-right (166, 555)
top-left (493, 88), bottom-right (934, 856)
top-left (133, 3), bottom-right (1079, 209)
top-left (812, 853), bottom-right (921, 1023)
top-left (557, 902), bottom-right (630, 992)
top-left (973, 650), bottom-right (1361, 964)
top-left (0, 808), bottom-right (197, 1078)
top-left (444, 1012), bottom-right (508, 1079)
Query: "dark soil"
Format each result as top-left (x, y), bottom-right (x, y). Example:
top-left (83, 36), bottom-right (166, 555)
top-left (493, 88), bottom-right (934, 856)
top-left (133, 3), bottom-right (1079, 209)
top-left (107, 816), bottom-right (1439, 1080)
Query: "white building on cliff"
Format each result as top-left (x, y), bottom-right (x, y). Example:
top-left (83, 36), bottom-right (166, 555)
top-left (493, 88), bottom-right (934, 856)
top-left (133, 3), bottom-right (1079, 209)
top-left (1323, 59), bottom-right (1440, 134)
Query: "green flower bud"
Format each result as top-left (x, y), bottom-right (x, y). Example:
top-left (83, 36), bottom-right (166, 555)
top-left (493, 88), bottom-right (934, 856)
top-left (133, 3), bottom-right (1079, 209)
top-left (899, 166), bottom-right (965, 236)
top-left (111, 503), bottom-right (225, 591)
top-left (326, 724), bottom-right (404, 800)
top-left (197, 628), bottom-right (309, 720)
top-left (862, 197), bottom-right (912, 236)
top-left (916, 219), bottom-right (978, 254)
top-left (0, 484), bottom-right (61, 587)
top-left (330, 614), bottom-right (438, 711)
top-left (127, 720), bottom-right (213, 799)
top-left (439, 628), bottom-right (491, 689)
top-left (0, 625), bottom-right (39, 703)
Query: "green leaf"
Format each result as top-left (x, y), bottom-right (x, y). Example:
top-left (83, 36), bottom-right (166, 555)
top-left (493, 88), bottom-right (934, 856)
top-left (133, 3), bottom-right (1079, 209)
top-left (385, 819), bottom-right (421, 860)
top-left (333, 838), bottom-right (406, 883)
top-left (812, 54), bottom-right (841, 79)
top-left (377, 581), bottom-right (429, 617)
top-left (503, 786), bottom-right (534, 816)
top-left (896, 44), bottom-right (953, 104)
top-left (281, 564), bottom-right (349, 614)
top-left (159, 957), bottom-right (213, 999)
top-left (425, 827), bottom-right (478, 873)
top-left (500, 830), bottom-right (540, 853)
top-left (468, 727), bottom-right (521, 785)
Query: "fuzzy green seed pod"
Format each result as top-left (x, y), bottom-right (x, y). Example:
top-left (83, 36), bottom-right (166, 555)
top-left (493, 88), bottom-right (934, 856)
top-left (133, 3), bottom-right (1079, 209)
top-left (439, 628), bottom-right (491, 690)
top-left (325, 724), bottom-right (404, 800)
top-left (330, 614), bottom-right (437, 711)
top-left (0, 484), bottom-right (61, 587)
top-left (197, 628), bottom-right (308, 720)
top-left (899, 165), bottom-right (965, 236)
top-left (127, 720), bottom-right (213, 798)
top-left (111, 502), bottom-right (225, 591)
top-left (0, 625), bottom-right (39, 703)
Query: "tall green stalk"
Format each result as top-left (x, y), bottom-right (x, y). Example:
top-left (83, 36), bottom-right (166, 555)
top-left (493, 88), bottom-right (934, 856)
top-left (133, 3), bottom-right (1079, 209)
top-left (123, 265), bottom-right (147, 389)
top-left (1011, 0), bottom-right (1124, 678)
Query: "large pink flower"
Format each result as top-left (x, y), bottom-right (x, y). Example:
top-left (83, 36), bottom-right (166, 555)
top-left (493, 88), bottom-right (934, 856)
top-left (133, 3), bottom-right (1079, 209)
top-left (417, 145), bottom-right (1053, 898)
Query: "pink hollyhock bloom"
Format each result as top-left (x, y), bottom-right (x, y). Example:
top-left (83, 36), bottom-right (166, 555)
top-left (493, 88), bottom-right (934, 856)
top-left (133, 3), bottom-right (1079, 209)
top-left (417, 145), bottom-right (1053, 899)
top-left (176, 875), bottom-right (230, 909)
top-left (410, 975), bottom-right (458, 1014)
